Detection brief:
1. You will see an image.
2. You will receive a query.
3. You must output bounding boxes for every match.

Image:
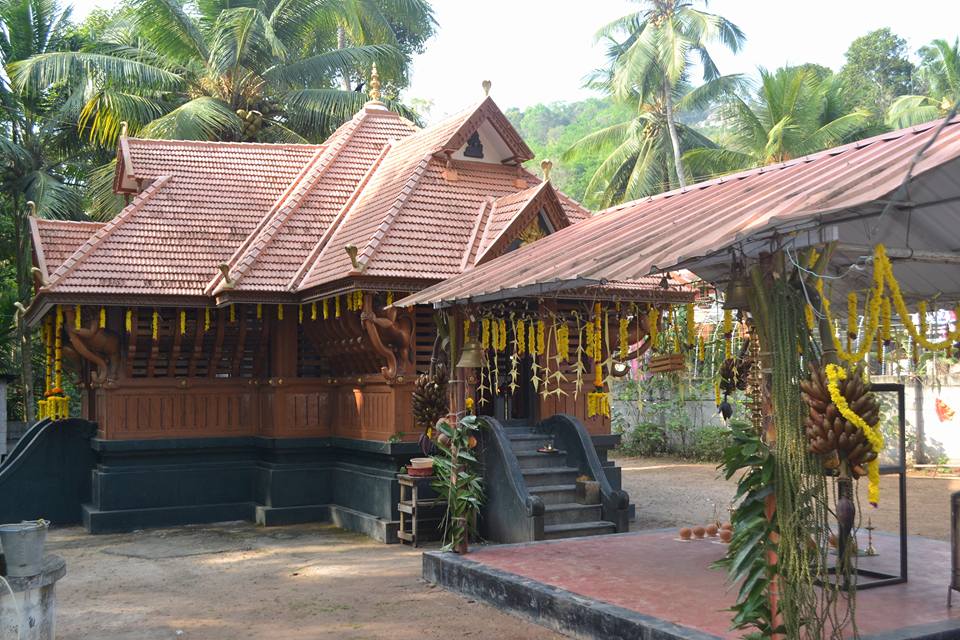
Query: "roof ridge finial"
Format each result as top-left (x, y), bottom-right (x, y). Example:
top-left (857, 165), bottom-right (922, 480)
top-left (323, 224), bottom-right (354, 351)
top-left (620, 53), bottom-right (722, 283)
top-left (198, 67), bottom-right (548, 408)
top-left (369, 64), bottom-right (382, 103)
top-left (540, 159), bottom-right (553, 182)
top-left (482, 80), bottom-right (492, 97)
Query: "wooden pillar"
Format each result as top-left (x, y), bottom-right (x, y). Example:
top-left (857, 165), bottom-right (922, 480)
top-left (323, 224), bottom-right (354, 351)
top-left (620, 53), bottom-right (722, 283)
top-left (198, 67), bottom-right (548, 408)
top-left (270, 304), bottom-right (298, 379)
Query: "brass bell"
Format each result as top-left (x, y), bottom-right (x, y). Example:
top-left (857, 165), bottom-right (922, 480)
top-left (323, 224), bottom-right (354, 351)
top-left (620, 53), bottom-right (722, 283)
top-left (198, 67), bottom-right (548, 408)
top-left (456, 336), bottom-right (483, 369)
top-left (723, 275), bottom-right (751, 310)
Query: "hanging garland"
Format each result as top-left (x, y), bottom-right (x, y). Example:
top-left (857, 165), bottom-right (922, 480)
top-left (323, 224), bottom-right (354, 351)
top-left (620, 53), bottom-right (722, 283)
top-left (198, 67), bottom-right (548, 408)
top-left (587, 302), bottom-right (610, 417)
top-left (824, 364), bottom-right (884, 505)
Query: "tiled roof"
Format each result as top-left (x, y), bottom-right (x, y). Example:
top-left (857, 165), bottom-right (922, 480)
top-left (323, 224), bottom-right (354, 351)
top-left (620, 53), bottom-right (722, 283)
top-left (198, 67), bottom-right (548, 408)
top-left (30, 219), bottom-right (106, 277)
top-left (31, 96), bottom-right (671, 313)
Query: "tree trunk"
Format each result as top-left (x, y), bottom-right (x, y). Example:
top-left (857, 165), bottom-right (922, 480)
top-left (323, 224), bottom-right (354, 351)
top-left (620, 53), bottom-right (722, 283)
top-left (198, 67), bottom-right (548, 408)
top-left (663, 80), bottom-right (687, 189)
top-left (13, 207), bottom-right (36, 423)
top-left (337, 26), bottom-right (351, 91)
top-left (913, 376), bottom-right (926, 464)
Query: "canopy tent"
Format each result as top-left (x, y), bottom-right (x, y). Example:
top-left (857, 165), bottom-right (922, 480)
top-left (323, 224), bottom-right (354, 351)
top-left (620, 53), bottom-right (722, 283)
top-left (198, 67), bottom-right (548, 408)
top-left (396, 117), bottom-right (960, 309)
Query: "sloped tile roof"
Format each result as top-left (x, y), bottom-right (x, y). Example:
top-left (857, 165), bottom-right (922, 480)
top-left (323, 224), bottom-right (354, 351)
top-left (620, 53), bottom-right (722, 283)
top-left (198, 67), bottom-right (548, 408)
top-left (30, 218), bottom-right (106, 277)
top-left (30, 95), bottom-right (671, 317)
top-left (225, 107), bottom-right (418, 292)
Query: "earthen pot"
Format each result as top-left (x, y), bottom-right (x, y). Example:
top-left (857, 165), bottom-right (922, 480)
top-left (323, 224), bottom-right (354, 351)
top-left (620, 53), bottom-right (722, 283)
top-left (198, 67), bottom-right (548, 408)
top-left (719, 529), bottom-right (733, 543)
top-left (721, 522), bottom-right (732, 531)
top-left (679, 527), bottom-right (692, 540)
top-left (692, 525), bottom-right (706, 539)
top-left (706, 523), bottom-right (718, 537)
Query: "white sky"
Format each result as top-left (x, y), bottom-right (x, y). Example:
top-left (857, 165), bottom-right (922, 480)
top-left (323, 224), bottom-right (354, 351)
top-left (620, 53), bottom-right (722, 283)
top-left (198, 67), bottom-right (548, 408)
top-left (70, 0), bottom-right (960, 123)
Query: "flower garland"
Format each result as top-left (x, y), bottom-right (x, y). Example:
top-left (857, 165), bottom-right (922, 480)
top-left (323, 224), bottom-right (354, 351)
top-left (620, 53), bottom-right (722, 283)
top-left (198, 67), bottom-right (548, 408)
top-left (647, 305), bottom-right (659, 350)
top-left (587, 302), bottom-right (610, 417)
top-left (825, 364), bottom-right (884, 506)
top-left (536, 320), bottom-right (546, 356)
top-left (180, 310), bottom-right (187, 335)
top-left (517, 319), bottom-right (526, 355)
top-left (74, 305), bottom-right (82, 329)
top-left (722, 309), bottom-right (733, 359)
top-left (311, 302), bottom-right (317, 321)
top-left (556, 320), bottom-right (569, 362)
top-left (497, 318), bottom-right (507, 352)
top-left (846, 292), bottom-right (858, 352)
top-left (152, 309), bottom-right (159, 340)
top-left (99, 306), bottom-right (106, 329)
top-left (481, 318), bottom-right (491, 350)
top-left (619, 315), bottom-right (629, 359)
top-left (685, 303), bottom-right (696, 349)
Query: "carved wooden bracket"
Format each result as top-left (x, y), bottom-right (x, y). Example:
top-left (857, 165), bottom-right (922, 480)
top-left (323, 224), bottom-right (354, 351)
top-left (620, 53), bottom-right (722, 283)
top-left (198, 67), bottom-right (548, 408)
top-left (361, 293), bottom-right (413, 382)
top-left (63, 307), bottom-right (120, 383)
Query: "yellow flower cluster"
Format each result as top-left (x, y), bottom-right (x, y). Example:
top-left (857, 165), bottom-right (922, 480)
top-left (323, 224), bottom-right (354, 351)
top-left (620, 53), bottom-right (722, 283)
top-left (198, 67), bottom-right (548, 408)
top-left (619, 316), bottom-right (630, 360)
top-left (819, 245), bottom-right (960, 364)
top-left (647, 306), bottom-right (659, 350)
top-left (517, 320), bottom-right (526, 355)
top-left (498, 319), bottom-right (507, 351)
top-left (537, 320), bottom-right (546, 356)
top-left (723, 309), bottom-right (733, 359)
top-left (230, 304), bottom-right (236, 323)
top-left (74, 305), bottom-right (82, 329)
top-left (825, 364), bottom-right (884, 505)
top-left (277, 304), bottom-right (284, 320)
top-left (152, 309), bottom-right (159, 340)
top-left (99, 306), bottom-right (106, 329)
top-left (39, 306), bottom-right (69, 420)
top-left (180, 310), bottom-right (187, 335)
top-left (587, 391), bottom-right (610, 417)
top-left (528, 322), bottom-right (536, 356)
top-left (311, 302), bottom-right (318, 321)
top-left (481, 318), bottom-right (491, 350)
top-left (346, 290), bottom-right (364, 311)
top-left (556, 321), bottom-right (570, 362)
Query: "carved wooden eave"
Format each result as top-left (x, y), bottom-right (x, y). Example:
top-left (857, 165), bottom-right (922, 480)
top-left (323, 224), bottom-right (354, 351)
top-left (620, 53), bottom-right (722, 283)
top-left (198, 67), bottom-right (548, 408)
top-left (360, 293), bottom-right (413, 383)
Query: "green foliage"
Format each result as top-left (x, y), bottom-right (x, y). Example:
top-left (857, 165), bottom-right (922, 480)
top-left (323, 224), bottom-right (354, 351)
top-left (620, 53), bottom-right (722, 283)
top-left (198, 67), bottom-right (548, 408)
top-left (691, 424), bottom-right (734, 462)
top-left (887, 38), bottom-right (960, 128)
top-left (431, 415), bottom-right (484, 553)
top-left (683, 66), bottom-right (871, 176)
top-left (839, 28), bottom-right (918, 118)
top-left (505, 99), bottom-right (633, 203)
top-left (713, 420), bottom-right (777, 636)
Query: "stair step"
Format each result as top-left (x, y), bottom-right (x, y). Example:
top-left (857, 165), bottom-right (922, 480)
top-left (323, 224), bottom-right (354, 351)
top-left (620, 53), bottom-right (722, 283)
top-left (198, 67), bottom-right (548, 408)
top-left (543, 520), bottom-right (617, 540)
top-left (509, 436), bottom-right (555, 453)
top-left (528, 484), bottom-right (578, 505)
top-left (544, 502), bottom-right (603, 526)
top-left (522, 467), bottom-right (579, 487)
top-left (515, 452), bottom-right (568, 469)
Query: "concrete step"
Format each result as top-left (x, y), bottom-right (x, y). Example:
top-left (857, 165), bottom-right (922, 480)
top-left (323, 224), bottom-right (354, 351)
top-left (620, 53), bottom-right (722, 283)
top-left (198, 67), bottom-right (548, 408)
top-left (522, 467), bottom-right (579, 487)
top-left (543, 520), bottom-right (617, 540)
top-left (528, 484), bottom-right (578, 505)
top-left (508, 435), bottom-right (555, 453)
top-left (515, 452), bottom-right (567, 469)
top-left (543, 503), bottom-right (603, 526)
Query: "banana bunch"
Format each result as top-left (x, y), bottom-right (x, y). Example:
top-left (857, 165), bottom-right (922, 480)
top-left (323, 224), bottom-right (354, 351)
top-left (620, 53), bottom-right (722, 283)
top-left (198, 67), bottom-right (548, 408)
top-left (412, 363), bottom-right (448, 430)
top-left (719, 354), bottom-right (752, 395)
top-left (800, 362), bottom-right (879, 476)
top-left (236, 109), bottom-right (264, 140)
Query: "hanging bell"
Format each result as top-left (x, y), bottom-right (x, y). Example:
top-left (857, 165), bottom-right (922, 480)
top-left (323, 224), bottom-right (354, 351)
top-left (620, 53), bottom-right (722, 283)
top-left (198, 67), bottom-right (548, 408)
top-left (456, 336), bottom-right (483, 369)
top-left (723, 274), bottom-right (751, 310)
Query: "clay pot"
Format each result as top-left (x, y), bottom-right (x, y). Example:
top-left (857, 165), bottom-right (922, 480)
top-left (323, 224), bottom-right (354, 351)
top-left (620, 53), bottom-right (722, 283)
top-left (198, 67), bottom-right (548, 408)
top-left (719, 529), bottom-right (733, 543)
top-left (692, 525), bottom-right (706, 539)
top-left (706, 524), bottom-right (719, 537)
top-left (721, 522), bottom-right (732, 531)
top-left (679, 527), bottom-right (692, 540)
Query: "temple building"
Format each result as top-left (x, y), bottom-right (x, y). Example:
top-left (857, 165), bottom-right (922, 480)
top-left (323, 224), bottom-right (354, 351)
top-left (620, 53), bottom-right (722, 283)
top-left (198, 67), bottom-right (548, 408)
top-left (23, 79), bottom-right (687, 541)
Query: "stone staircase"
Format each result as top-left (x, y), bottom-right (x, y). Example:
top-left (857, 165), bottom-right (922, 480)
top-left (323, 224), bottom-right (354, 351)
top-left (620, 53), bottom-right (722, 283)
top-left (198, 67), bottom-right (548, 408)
top-left (503, 425), bottom-right (617, 540)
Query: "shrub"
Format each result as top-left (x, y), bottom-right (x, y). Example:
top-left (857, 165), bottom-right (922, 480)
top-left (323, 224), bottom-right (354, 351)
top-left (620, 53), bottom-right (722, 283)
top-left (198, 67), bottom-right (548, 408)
top-left (691, 425), bottom-right (734, 461)
top-left (618, 422), bottom-right (668, 457)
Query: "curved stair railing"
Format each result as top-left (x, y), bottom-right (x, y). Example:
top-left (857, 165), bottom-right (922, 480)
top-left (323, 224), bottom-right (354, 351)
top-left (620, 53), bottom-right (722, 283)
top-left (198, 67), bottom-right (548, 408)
top-left (536, 414), bottom-right (630, 533)
top-left (0, 418), bottom-right (97, 524)
top-left (479, 416), bottom-right (545, 542)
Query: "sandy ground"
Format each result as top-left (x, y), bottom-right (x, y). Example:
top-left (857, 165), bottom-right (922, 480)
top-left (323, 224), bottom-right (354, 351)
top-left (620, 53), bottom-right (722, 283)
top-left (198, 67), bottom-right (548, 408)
top-left (48, 523), bottom-right (562, 640)
top-left (45, 459), bottom-right (959, 639)
top-left (617, 454), bottom-right (960, 541)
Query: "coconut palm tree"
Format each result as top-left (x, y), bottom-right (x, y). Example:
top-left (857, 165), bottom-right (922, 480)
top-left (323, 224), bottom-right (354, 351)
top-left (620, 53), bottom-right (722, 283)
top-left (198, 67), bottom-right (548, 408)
top-left (563, 75), bottom-right (742, 207)
top-left (1, 0), bottom-right (92, 420)
top-left (683, 67), bottom-right (871, 176)
top-left (886, 38), bottom-right (960, 128)
top-left (596, 0), bottom-right (744, 188)
top-left (10, 0), bottom-right (434, 147)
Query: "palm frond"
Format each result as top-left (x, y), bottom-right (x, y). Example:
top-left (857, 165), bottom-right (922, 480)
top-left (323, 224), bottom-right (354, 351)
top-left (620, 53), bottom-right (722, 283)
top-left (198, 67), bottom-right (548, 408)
top-left (21, 169), bottom-right (83, 218)
top-left (139, 96), bottom-right (241, 140)
top-left (78, 89), bottom-right (168, 146)
top-left (267, 43), bottom-right (401, 87)
top-left (9, 51), bottom-right (183, 95)
top-left (886, 95), bottom-right (942, 129)
top-left (129, 0), bottom-right (209, 66)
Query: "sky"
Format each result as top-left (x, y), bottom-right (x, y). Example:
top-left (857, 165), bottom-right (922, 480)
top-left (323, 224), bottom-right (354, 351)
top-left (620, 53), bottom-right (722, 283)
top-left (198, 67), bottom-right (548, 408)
top-left (69, 0), bottom-right (960, 123)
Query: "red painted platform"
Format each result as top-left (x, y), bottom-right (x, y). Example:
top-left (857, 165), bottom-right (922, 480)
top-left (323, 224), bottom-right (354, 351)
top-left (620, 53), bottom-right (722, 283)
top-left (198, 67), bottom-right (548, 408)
top-left (438, 530), bottom-right (960, 639)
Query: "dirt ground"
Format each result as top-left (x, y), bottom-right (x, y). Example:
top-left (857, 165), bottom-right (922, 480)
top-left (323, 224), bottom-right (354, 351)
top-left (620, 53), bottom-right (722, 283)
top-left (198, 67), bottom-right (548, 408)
top-left (46, 459), bottom-right (959, 639)
top-left (616, 454), bottom-right (960, 541)
top-left (48, 523), bottom-right (562, 640)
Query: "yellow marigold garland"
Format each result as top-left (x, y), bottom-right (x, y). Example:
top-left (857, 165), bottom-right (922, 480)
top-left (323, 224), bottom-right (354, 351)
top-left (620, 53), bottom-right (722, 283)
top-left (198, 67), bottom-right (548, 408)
top-left (527, 321), bottom-right (536, 356)
top-left (481, 318), bottom-right (491, 350)
top-left (722, 309), bottom-right (733, 360)
top-left (204, 308), bottom-right (211, 331)
top-left (323, 299), bottom-right (329, 320)
top-left (698, 335), bottom-right (705, 362)
top-left (536, 320), bottom-right (545, 356)
top-left (881, 296), bottom-right (892, 342)
top-left (152, 309), bottom-right (159, 340)
top-left (497, 319), bottom-right (507, 351)
top-left (685, 303), bottom-right (695, 348)
top-left (99, 306), bottom-right (106, 329)
top-left (619, 316), bottom-right (629, 359)
top-left (256, 303), bottom-right (262, 320)
top-left (125, 309), bottom-right (132, 332)
top-left (386, 291), bottom-right (394, 306)
top-left (298, 305), bottom-right (303, 324)
top-left (647, 306), bottom-right (659, 350)
top-left (74, 305), bottom-right (82, 329)
top-left (180, 310), bottom-right (186, 335)
top-left (556, 321), bottom-right (569, 362)
top-left (311, 302), bottom-right (317, 321)
top-left (335, 296), bottom-right (341, 318)
top-left (825, 364), bottom-right (884, 506)
top-left (517, 320), bottom-right (526, 355)
top-left (587, 302), bottom-right (609, 417)
top-left (277, 304), bottom-right (284, 321)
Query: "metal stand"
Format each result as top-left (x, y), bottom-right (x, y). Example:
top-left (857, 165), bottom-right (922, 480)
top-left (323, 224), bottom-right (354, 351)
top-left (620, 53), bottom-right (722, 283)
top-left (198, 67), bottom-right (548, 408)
top-left (397, 474), bottom-right (446, 547)
top-left (949, 490), bottom-right (959, 606)
top-left (822, 383), bottom-right (908, 590)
